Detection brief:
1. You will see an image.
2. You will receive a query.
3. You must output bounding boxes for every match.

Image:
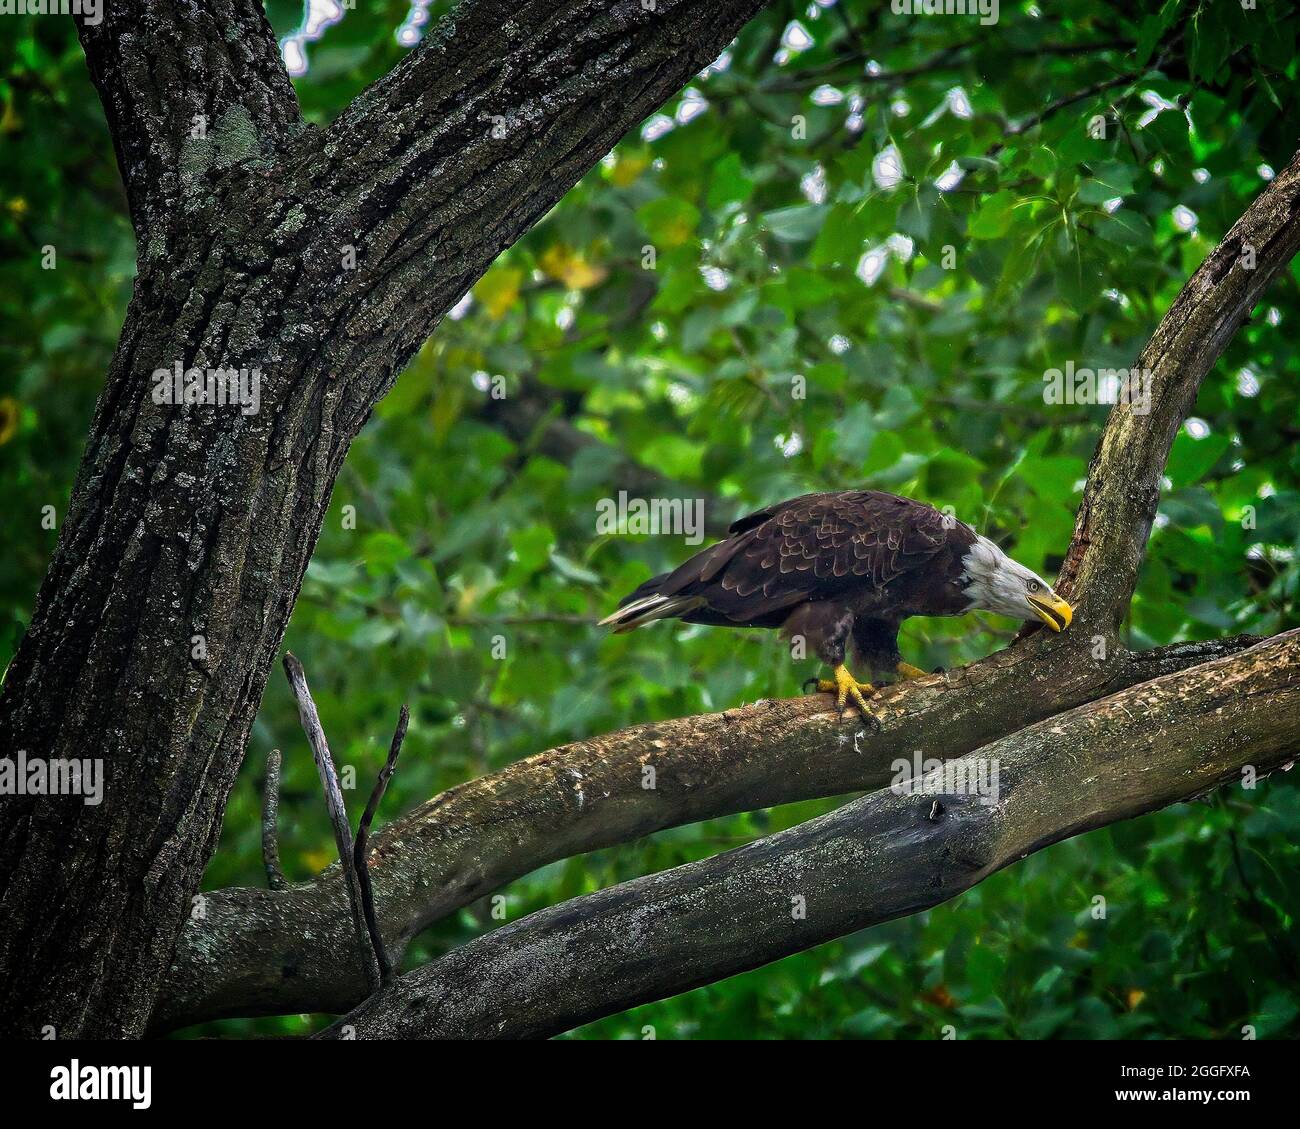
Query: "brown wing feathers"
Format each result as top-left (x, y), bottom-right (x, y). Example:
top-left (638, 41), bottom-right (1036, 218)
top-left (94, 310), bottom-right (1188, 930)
top-left (601, 491), bottom-right (954, 632)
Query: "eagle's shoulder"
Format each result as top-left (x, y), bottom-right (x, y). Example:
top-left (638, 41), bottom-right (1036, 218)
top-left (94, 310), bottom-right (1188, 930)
top-left (726, 492), bottom-right (823, 535)
top-left (736, 490), bottom-right (973, 588)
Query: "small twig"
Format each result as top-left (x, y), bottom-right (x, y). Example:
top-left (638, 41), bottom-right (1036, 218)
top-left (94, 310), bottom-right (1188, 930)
top-left (261, 748), bottom-right (288, 891)
top-left (354, 705), bottom-right (409, 985)
top-left (887, 286), bottom-right (942, 314)
top-left (992, 70), bottom-right (1141, 154)
top-left (282, 652), bottom-right (379, 992)
top-left (446, 613), bottom-right (593, 626)
top-left (760, 38), bottom-right (1133, 96)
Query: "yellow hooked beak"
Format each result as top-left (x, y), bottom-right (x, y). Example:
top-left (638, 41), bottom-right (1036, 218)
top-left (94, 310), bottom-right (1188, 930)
top-left (1028, 592), bottom-right (1073, 632)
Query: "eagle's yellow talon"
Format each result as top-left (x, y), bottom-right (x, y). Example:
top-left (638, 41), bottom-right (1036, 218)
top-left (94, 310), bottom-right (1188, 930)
top-left (815, 664), bottom-right (877, 718)
top-left (895, 661), bottom-right (928, 680)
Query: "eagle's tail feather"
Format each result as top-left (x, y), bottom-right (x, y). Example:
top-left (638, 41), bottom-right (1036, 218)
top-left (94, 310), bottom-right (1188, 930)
top-left (598, 591), bottom-right (705, 633)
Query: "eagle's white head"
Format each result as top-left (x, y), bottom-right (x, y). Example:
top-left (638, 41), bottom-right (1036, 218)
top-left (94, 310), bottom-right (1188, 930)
top-left (960, 535), bottom-right (1073, 632)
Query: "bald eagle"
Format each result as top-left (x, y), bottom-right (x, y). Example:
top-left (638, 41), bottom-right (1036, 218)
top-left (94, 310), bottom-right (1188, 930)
top-left (599, 490), bottom-right (1072, 715)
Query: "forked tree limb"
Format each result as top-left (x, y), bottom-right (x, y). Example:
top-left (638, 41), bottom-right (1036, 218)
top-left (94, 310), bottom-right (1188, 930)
top-left (283, 654), bottom-right (380, 993)
top-left (323, 630), bottom-right (1300, 1039)
top-left (355, 706), bottom-right (411, 985)
top-left (286, 0), bottom-right (768, 409)
top-left (152, 632), bottom-right (1259, 1030)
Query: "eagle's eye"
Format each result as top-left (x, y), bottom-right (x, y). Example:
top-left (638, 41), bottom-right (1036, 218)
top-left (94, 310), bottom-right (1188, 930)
top-left (1027, 579), bottom-right (1040, 593)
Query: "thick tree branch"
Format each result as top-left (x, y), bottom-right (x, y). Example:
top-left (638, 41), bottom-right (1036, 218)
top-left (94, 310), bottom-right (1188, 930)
top-left (288, 0), bottom-right (767, 415)
top-left (326, 630), bottom-right (1300, 1039)
top-left (153, 633), bottom-right (1258, 1030)
top-left (76, 1), bottom-right (302, 241)
top-left (1055, 146), bottom-right (1300, 634)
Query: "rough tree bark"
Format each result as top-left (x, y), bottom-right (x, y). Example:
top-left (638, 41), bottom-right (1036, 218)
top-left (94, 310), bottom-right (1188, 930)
top-left (0, 0), bottom-right (767, 1039)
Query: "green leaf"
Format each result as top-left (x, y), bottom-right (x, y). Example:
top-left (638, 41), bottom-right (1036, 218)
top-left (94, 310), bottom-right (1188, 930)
top-left (967, 190), bottom-right (1018, 239)
top-left (810, 203), bottom-right (867, 266)
top-left (636, 197), bottom-right (701, 246)
top-left (360, 531), bottom-right (411, 576)
top-left (508, 524), bottom-right (556, 573)
top-left (707, 152), bottom-right (755, 207)
top-left (1077, 159), bottom-right (1137, 204)
top-left (1166, 430), bottom-right (1231, 488)
top-left (1094, 211), bottom-right (1154, 247)
top-left (762, 204), bottom-right (829, 243)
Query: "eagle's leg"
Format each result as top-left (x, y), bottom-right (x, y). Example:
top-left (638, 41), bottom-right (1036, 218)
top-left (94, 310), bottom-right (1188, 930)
top-left (786, 607), bottom-right (880, 718)
top-left (895, 661), bottom-right (929, 680)
top-left (790, 609), bottom-right (879, 718)
top-left (812, 663), bottom-right (878, 717)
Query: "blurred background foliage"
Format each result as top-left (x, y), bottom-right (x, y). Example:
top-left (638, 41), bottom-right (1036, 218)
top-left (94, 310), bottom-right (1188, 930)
top-left (2, 0), bottom-right (1298, 1039)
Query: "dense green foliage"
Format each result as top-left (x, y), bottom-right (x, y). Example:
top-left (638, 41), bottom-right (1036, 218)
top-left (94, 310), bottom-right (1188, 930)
top-left (2, 0), bottom-right (1298, 1039)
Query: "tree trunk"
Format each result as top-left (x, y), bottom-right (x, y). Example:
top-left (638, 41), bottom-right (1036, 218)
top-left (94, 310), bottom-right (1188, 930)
top-left (0, 0), bottom-right (766, 1038)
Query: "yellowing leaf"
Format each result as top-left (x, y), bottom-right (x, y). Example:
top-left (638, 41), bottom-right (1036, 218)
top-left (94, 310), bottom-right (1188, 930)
top-left (609, 151), bottom-right (650, 187)
top-left (539, 244), bottom-right (607, 290)
top-left (538, 245), bottom-right (568, 279)
top-left (473, 266), bottom-right (523, 318)
top-left (0, 397), bottom-right (18, 445)
top-left (302, 848), bottom-right (335, 874)
top-left (637, 198), bottom-right (700, 248)
top-left (562, 258), bottom-right (606, 289)
top-left (0, 97), bottom-right (21, 135)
